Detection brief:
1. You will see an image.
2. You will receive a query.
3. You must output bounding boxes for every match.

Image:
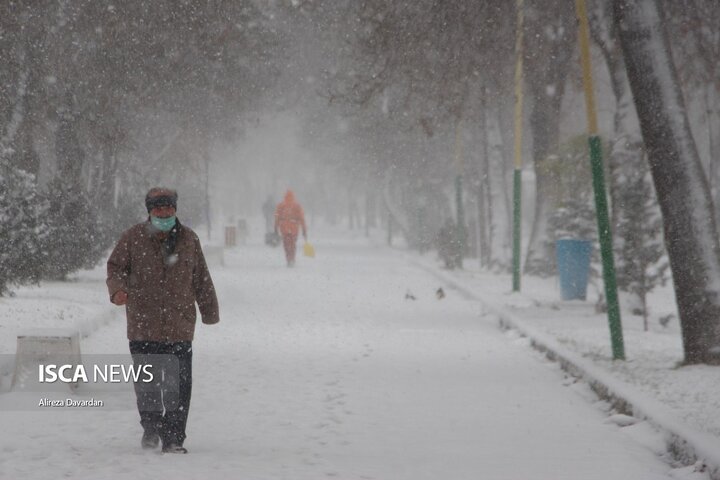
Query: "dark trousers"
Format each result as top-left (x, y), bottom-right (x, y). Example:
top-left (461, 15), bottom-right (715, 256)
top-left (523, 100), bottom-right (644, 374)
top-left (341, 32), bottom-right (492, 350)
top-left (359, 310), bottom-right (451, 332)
top-left (129, 341), bottom-right (192, 446)
top-left (282, 232), bottom-right (298, 263)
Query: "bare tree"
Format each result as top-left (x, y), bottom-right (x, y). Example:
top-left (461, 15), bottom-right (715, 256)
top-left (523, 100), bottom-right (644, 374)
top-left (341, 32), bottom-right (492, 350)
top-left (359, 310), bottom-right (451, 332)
top-left (314, 0), bottom-right (516, 260)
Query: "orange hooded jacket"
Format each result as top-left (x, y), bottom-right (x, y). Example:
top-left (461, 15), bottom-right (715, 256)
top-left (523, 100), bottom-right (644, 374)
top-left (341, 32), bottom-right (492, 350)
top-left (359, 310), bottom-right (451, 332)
top-left (274, 190), bottom-right (307, 237)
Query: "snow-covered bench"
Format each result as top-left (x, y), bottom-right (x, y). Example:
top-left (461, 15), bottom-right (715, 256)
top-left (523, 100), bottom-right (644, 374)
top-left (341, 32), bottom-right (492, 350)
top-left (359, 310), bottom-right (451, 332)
top-left (12, 329), bottom-right (82, 391)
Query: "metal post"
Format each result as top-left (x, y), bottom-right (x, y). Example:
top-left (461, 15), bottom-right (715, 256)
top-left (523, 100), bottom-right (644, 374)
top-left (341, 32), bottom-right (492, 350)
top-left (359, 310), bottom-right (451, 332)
top-left (589, 136), bottom-right (625, 359)
top-left (576, 0), bottom-right (625, 360)
top-left (512, 0), bottom-right (525, 292)
top-left (513, 170), bottom-right (522, 291)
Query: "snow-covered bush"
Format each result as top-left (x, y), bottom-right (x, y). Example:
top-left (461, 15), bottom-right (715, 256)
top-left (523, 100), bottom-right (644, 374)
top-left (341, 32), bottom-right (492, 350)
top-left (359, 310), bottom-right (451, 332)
top-left (40, 179), bottom-right (105, 281)
top-left (0, 157), bottom-right (48, 295)
top-left (613, 150), bottom-right (669, 328)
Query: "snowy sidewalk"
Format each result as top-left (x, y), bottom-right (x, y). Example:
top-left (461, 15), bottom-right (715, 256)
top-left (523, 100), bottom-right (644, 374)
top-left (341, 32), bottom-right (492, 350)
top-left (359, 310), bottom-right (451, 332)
top-left (409, 250), bottom-right (720, 479)
top-left (0, 226), bottom-right (694, 479)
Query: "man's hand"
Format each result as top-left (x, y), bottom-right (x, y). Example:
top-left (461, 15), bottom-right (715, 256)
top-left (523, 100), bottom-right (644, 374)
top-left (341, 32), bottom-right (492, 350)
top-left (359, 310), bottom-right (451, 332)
top-left (112, 290), bottom-right (128, 305)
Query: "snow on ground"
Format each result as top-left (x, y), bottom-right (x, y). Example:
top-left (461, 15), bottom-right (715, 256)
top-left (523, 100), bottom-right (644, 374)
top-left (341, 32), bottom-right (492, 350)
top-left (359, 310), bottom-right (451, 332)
top-left (425, 254), bottom-right (720, 440)
top-left (0, 221), bottom-right (712, 479)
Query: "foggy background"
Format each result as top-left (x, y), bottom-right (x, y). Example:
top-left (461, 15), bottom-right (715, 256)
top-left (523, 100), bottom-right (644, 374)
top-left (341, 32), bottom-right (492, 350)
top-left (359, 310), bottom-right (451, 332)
top-left (1, 1), bottom-right (718, 313)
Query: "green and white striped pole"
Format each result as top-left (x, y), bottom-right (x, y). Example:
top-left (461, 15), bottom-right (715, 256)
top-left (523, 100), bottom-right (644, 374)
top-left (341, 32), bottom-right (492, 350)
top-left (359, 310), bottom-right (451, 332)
top-left (512, 0), bottom-right (525, 292)
top-left (576, 0), bottom-right (625, 360)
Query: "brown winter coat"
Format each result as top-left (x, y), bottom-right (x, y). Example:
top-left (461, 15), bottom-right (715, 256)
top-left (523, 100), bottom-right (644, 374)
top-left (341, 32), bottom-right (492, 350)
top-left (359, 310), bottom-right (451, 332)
top-left (106, 221), bottom-right (219, 342)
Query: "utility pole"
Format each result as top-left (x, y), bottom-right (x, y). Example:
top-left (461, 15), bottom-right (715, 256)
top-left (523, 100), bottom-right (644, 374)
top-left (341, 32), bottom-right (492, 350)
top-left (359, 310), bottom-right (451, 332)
top-left (512, 0), bottom-right (525, 292)
top-left (576, 0), bottom-right (625, 360)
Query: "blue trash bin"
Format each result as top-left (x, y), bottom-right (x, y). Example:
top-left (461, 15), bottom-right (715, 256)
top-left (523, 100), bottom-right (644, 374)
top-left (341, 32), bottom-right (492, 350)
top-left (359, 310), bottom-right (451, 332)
top-left (555, 238), bottom-right (592, 301)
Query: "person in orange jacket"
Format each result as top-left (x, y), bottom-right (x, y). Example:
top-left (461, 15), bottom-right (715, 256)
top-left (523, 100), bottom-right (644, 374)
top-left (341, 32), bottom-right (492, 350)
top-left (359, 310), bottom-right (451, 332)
top-left (274, 189), bottom-right (307, 267)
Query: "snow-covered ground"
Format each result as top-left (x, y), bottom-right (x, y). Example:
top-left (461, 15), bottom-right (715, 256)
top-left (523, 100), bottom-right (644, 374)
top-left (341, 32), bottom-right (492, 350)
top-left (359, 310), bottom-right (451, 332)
top-left (0, 222), bottom-right (714, 479)
top-left (426, 255), bottom-right (720, 441)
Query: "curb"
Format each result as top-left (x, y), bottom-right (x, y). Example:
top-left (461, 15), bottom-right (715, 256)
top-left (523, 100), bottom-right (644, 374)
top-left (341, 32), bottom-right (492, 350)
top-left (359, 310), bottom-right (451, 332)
top-left (413, 260), bottom-right (720, 480)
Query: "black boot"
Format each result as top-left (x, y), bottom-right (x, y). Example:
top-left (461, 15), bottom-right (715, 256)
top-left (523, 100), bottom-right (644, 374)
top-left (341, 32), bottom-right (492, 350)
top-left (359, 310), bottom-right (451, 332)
top-left (162, 443), bottom-right (188, 454)
top-left (141, 430), bottom-right (160, 449)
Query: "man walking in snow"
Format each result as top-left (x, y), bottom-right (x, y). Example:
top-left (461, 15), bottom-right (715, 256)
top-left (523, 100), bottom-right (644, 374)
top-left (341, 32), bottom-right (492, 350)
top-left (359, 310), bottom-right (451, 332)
top-left (106, 187), bottom-right (219, 454)
top-left (274, 189), bottom-right (307, 267)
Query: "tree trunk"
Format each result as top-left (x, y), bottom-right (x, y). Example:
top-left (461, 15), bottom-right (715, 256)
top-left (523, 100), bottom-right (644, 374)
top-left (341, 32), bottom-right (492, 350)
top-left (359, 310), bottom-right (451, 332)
top-left (523, 87), bottom-right (564, 275)
top-left (615, 0), bottom-right (720, 364)
top-left (523, 2), bottom-right (577, 276)
top-left (494, 102), bottom-right (514, 268)
top-left (476, 86), bottom-right (492, 268)
top-left (481, 94), bottom-right (493, 267)
top-left (704, 85), bottom-right (720, 225)
top-left (588, 0), bottom-right (641, 230)
top-left (55, 96), bottom-right (85, 188)
top-left (203, 149), bottom-right (212, 241)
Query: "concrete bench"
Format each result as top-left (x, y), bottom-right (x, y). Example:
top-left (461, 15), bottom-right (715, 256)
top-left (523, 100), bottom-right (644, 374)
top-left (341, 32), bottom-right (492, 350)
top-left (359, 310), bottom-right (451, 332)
top-left (12, 329), bottom-right (82, 392)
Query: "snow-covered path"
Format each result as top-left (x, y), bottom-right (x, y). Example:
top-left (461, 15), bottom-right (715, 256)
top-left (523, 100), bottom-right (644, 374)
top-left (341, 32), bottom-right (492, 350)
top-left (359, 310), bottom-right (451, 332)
top-left (0, 228), bottom-right (675, 479)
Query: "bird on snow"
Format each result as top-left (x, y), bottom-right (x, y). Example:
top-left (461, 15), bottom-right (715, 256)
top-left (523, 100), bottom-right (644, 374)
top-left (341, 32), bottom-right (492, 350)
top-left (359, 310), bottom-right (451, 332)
top-left (436, 287), bottom-right (445, 300)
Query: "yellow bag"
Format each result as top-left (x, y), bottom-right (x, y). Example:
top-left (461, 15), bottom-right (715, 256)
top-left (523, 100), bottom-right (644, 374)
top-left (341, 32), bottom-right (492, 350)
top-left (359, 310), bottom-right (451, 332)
top-left (303, 242), bottom-right (315, 258)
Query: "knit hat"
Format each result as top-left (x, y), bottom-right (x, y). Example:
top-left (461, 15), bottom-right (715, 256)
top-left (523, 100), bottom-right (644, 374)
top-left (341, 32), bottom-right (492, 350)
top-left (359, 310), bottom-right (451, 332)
top-left (145, 188), bottom-right (178, 213)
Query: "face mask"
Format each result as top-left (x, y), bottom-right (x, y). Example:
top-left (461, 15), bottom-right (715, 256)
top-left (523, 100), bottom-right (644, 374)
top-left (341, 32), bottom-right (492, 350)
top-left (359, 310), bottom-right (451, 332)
top-left (151, 215), bottom-right (176, 232)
